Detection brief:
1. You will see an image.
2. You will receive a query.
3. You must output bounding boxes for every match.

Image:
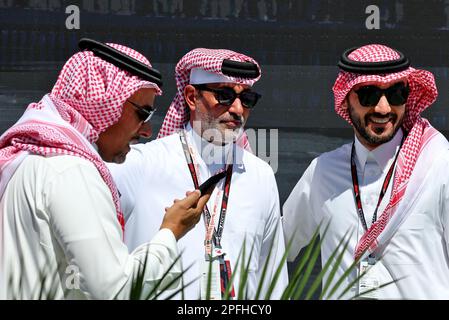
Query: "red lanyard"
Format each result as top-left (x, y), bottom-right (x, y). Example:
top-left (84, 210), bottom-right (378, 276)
top-left (350, 136), bottom-right (404, 231)
top-left (180, 130), bottom-right (233, 249)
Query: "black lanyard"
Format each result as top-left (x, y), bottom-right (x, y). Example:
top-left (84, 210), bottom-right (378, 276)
top-left (350, 136), bottom-right (404, 231)
top-left (180, 130), bottom-right (233, 248)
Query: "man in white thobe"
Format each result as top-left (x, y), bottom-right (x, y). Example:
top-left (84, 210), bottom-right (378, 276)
top-left (283, 44), bottom-right (449, 299)
top-left (0, 39), bottom-right (209, 299)
top-left (109, 48), bottom-right (288, 300)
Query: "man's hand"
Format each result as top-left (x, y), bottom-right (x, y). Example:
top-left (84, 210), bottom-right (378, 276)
top-left (160, 190), bottom-right (211, 240)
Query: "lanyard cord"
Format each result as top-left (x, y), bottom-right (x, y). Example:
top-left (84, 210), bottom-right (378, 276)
top-left (180, 130), bottom-right (233, 249)
top-left (350, 135), bottom-right (405, 231)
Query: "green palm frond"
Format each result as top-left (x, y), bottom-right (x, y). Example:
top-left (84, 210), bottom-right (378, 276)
top-left (127, 247), bottom-right (193, 300)
top-left (319, 229), bottom-right (354, 299)
top-left (7, 223), bottom-right (400, 300)
top-left (281, 225), bottom-right (323, 299)
top-left (308, 228), bottom-right (352, 300)
top-left (237, 238), bottom-right (256, 299)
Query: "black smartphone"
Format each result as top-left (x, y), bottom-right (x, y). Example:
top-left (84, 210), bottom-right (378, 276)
top-left (198, 171), bottom-right (227, 195)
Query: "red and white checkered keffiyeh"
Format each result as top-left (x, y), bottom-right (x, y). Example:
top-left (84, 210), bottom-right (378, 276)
top-left (332, 44), bottom-right (441, 260)
top-left (157, 48), bottom-right (261, 151)
top-left (0, 43), bottom-right (161, 233)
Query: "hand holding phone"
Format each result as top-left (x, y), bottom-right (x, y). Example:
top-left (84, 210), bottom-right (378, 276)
top-left (161, 170), bottom-right (228, 240)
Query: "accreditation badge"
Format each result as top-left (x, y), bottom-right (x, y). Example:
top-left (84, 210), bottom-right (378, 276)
top-left (200, 248), bottom-right (224, 300)
top-left (357, 259), bottom-right (380, 300)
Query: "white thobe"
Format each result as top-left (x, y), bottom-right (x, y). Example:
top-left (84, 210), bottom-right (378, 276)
top-left (108, 125), bottom-right (288, 299)
top-left (0, 154), bottom-right (181, 299)
top-left (283, 129), bottom-right (449, 299)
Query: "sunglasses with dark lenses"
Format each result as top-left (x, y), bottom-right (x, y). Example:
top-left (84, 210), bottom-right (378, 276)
top-left (355, 82), bottom-right (410, 107)
top-left (127, 100), bottom-right (157, 123)
top-left (193, 84), bottom-right (261, 109)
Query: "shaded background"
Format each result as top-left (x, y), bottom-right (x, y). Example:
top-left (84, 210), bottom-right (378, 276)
top-left (1, 0), bottom-right (449, 297)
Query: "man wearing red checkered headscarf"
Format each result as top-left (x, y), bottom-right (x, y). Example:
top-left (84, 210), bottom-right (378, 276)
top-left (0, 39), bottom-right (210, 299)
top-left (158, 47), bottom-right (262, 150)
top-left (109, 48), bottom-right (288, 299)
top-left (283, 44), bottom-right (449, 299)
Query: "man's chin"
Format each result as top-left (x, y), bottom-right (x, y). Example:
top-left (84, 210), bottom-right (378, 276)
top-left (364, 128), bottom-right (397, 146)
top-left (111, 148), bottom-right (129, 164)
top-left (112, 153), bottom-right (127, 164)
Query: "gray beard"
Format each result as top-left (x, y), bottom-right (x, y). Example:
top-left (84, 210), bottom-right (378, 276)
top-left (192, 111), bottom-right (245, 145)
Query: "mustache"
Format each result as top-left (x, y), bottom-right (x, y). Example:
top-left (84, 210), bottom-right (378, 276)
top-left (220, 114), bottom-right (244, 123)
top-left (365, 112), bottom-right (397, 122)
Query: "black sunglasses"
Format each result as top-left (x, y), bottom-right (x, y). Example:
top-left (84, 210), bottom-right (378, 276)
top-left (355, 82), bottom-right (410, 107)
top-left (192, 84), bottom-right (261, 109)
top-left (127, 100), bottom-right (156, 123)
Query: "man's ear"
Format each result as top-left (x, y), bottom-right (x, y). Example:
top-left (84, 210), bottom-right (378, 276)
top-left (184, 85), bottom-right (197, 112)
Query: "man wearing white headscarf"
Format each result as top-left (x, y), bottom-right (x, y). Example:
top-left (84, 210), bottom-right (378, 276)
top-left (0, 39), bottom-right (210, 299)
top-left (283, 44), bottom-right (449, 299)
top-left (109, 48), bottom-right (288, 300)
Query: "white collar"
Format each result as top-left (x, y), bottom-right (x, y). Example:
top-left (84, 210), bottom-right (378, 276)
top-left (354, 128), bottom-right (404, 172)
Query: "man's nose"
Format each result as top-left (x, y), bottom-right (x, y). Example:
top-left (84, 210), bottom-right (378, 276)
top-left (374, 95), bottom-right (392, 114)
top-left (228, 97), bottom-right (244, 116)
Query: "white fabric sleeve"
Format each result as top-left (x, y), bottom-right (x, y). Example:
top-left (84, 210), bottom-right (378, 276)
top-left (257, 171), bottom-right (289, 299)
top-left (107, 146), bottom-right (148, 223)
top-left (44, 161), bottom-right (181, 299)
top-left (282, 158), bottom-right (320, 262)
